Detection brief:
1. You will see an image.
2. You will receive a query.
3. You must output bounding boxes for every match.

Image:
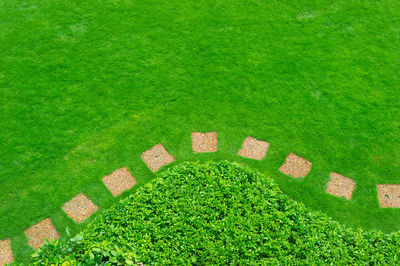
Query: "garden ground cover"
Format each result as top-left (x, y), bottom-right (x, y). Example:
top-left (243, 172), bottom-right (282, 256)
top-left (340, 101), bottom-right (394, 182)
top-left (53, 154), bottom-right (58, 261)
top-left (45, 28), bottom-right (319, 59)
top-left (0, 0), bottom-right (399, 263)
top-left (32, 161), bottom-right (400, 264)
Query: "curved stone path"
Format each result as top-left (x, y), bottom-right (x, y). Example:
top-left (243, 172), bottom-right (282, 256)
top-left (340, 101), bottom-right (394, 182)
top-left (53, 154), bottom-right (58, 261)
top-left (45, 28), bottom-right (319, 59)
top-left (0, 131), bottom-right (398, 264)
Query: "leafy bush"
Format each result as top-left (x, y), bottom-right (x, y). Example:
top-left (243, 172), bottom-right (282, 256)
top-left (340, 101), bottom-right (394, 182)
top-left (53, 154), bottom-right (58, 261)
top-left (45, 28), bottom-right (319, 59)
top-left (33, 161), bottom-right (400, 264)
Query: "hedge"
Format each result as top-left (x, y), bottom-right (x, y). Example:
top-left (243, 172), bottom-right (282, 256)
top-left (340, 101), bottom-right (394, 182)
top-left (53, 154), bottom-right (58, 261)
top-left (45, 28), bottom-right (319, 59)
top-left (32, 161), bottom-right (400, 264)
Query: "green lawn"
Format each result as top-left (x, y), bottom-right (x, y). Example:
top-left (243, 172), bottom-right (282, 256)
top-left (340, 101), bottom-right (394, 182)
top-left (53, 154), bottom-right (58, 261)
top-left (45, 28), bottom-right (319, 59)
top-left (0, 0), bottom-right (399, 263)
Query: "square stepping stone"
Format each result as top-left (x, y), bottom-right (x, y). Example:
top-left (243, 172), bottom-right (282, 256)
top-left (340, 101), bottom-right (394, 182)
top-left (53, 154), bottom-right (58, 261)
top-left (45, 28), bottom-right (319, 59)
top-left (377, 184), bottom-right (400, 208)
top-left (192, 132), bottom-right (218, 153)
top-left (279, 152), bottom-right (312, 178)
top-left (102, 167), bottom-right (136, 197)
top-left (0, 238), bottom-right (13, 265)
top-left (24, 218), bottom-right (59, 250)
top-left (237, 136), bottom-right (270, 160)
top-left (325, 172), bottom-right (356, 200)
top-left (141, 143), bottom-right (176, 172)
top-left (62, 193), bottom-right (98, 223)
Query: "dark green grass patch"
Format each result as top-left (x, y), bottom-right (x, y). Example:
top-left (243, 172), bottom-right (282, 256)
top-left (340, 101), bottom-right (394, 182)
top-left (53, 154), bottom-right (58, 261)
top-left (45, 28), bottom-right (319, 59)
top-left (33, 161), bottom-right (400, 264)
top-left (0, 0), bottom-right (400, 262)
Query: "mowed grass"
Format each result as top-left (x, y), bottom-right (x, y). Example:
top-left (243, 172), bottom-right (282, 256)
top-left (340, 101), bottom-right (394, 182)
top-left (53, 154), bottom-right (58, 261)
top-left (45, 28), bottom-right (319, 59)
top-left (0, 0), bottom-right (399, 263)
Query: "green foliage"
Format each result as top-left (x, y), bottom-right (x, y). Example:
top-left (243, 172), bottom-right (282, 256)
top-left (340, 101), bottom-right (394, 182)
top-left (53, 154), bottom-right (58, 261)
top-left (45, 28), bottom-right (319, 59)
top-left (32, 229), bottom-right (136, 265)
top-left (31, 228), bottom-right (81, 265)
top-left (33, 162), bottom-right (400, 264)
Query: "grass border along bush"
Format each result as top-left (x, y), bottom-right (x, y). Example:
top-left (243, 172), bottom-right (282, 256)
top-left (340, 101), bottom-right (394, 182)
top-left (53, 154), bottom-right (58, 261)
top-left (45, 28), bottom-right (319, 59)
top-left (33, 161), bottom-right (400, 264)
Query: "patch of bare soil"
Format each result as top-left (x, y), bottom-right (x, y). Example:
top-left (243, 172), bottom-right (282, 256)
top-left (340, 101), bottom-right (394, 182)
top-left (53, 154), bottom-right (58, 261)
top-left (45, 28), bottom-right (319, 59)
top-left (279, 153), bottom-right (312, 178)
top-left (0, 238), bottom-right (13, 265)
top-left (192, 132), bottom-right (218, 153)
top-left (24, 218), bottom-right (59, 250)
top-left (325, 172), bottom-right (355, 200)
top-left (62, 193), bottom-right (98, 223)
top-left (377, 184), bottom-right (400, 208)
top-left (141, 143), bottom-right (176, 172)
top-left (102, 167), bottom-right (136, 196)
top-left (237, 136), bottom-right (269, 160)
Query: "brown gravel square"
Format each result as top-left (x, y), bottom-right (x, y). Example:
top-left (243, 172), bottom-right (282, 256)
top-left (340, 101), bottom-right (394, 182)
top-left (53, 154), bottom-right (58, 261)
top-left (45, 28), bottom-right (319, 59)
top-left (325, 172), bottom-right (355, 200)
top-left (192, 132), bottom-right (218, 153)
top-left (279, 152), bottom-right (312, 178)
top-left (377, 184), bottom-right (400, 208)
top-left (24, 218), bottom-right (59, 250)
top-left (102, 167), bottom-right (136, 196)
top-left (0, 238), bottom-right (13, 265)
top-left (62, 193), bottom-right (98, 223)
top-left (141, 143), bottom-right (176, 172)
top-left (237, 136), bottom-right (270, 160)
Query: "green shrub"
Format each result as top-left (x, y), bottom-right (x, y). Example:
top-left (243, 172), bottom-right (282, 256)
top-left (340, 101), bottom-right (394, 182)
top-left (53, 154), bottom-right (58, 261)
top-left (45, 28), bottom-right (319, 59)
top-left (33, 161), bottom-right (400, 264)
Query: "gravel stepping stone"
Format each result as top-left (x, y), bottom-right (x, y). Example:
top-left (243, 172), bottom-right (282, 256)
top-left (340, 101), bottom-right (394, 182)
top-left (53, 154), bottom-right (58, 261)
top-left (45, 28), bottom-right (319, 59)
top-left (192, 132), bottom-right (218, 153)
top-left (0, 238), bottom-right (13, 265)
top-left (102, 167), bottom-right (136, 196)
top-left (24, 218), bottom-right (59, 250)
top-left (279, 152), bottom-right (312, 178)
top-left (377, 184), bottom-right (400, 208)
top-left (141, 143), bottom-right (176, 172)
top-left (237, 136), bottom-right (270, 160)
top-left (62, 193), bottom-right (98, 223)
top-left (325, 172), bottom-right (356, 200)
